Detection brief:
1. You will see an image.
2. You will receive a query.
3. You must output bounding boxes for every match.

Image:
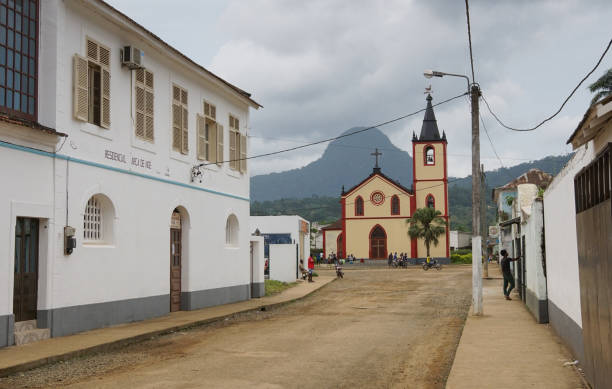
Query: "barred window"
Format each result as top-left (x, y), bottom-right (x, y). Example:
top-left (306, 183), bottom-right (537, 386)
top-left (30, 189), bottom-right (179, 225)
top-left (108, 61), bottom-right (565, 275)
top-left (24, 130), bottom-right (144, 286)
top-left (84, 196), bottom-right (102, 241)
top-left (0, 0), bottom-right (38, 120)
top-left (83, 194), bottom-right (115, 244)
top-left (355, 196), bottom-right (364, 216)
top-left (391, 195), bottom-right (400, 215)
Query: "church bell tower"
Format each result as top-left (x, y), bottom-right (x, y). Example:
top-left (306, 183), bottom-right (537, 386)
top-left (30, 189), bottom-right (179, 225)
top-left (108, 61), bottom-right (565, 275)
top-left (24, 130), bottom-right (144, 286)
top-left (412, 94), bottom-right (450, 258)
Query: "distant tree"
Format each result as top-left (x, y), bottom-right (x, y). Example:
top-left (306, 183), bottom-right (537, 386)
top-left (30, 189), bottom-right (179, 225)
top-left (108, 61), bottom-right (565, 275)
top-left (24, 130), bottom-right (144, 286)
top-left (588, 68), bottom-right (612, 105)
top-left (406, 207), bottom-right (447, 258)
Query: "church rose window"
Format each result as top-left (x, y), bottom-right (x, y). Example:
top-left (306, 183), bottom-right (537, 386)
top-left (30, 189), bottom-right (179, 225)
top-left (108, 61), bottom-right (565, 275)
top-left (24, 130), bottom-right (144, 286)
top-left (370, 191), bottom-right (385, 206)
top-left (355, 196), bottom-right (364, 216)
top-left (425, 146), bottom-right (435, 165)
top-left (391, 195), bottom-right (400, 215)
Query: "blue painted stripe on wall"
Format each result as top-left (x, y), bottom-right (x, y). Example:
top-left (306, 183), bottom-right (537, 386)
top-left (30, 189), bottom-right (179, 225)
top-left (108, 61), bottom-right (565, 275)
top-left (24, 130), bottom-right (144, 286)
top-left (0, 140), bottom-right (249, 202)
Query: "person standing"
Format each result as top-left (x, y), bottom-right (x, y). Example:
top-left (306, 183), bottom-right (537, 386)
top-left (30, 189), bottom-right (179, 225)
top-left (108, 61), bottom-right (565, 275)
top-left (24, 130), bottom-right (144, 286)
top-left (500, 249), bottom-right (519, 300)
top-left (307, 254), bottom-right (315, 283)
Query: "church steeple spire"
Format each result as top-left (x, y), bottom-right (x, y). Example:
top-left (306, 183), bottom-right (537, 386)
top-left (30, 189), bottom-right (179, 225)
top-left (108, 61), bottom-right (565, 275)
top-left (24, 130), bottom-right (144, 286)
top-left (418, 94), bottom-right (442, 141)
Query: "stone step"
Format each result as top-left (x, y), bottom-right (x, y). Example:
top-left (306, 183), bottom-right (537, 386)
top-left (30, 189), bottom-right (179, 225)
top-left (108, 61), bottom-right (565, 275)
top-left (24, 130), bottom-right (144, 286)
top-left (14, 328), bottom-right (50, 346)
top-left (14, 320), bottom-right (37, 333)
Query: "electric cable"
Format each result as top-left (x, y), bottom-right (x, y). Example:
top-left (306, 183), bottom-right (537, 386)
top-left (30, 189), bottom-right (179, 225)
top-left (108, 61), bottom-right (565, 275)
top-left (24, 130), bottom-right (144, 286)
top-left (481, 37), bottom-right (612, 132)
top-left (195, 91), bottom-right (468, 168)
top-left (464, 0), bottom-right (476, 83)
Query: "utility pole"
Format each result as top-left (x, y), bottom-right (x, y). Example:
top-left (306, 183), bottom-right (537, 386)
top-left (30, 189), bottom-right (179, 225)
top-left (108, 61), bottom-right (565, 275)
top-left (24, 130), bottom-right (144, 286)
top-left (481, 164), bottom-right (488, 279)
top-left (471, 84), bottom-right (483, 315)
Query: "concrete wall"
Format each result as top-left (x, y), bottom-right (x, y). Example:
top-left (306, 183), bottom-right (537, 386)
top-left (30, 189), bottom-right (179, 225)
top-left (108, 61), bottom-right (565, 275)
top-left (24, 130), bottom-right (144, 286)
top-left (323, 229), bottom-right (341, 258)
top-left (450, 231), bottom-right (471, 249)
top-left (249, 236), bottom-right (265, 298)
top-left (269, 244), bottom-right (298, 283)
top-left (522, 199), bottom-right (548, 324)
top-left (249, 216), bottom-right (310, 263)
top-left (543, 145), bottom-right (594, 362)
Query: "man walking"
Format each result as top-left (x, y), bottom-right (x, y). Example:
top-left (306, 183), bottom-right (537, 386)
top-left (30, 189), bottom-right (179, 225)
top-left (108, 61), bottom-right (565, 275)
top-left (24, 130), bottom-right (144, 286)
top-left (500, 249), bottom-right (519, 300)
top-left (307, 254), bottom-right (315, 283)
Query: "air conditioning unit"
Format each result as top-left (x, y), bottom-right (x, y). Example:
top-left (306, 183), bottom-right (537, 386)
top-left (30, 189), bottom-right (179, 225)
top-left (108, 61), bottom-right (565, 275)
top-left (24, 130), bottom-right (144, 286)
top-left (122, 46), bottom-right (143, 69)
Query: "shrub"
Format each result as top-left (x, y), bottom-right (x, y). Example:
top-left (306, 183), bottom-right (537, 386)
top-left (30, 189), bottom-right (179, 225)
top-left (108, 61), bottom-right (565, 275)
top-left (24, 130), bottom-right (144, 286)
top-left (451, 252), bottom-right (472, 264)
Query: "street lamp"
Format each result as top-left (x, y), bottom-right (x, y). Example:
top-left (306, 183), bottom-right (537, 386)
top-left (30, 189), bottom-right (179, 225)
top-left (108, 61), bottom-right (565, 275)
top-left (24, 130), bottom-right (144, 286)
top-left (423, 69), bottom-right (483, 315)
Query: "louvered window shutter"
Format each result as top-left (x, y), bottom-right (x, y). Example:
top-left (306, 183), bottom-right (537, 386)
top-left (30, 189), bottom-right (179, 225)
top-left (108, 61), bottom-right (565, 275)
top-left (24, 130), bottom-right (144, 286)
top-left (181, 106), bottom-right (189, 154)
top-left (229, 129), bottom-right (237, 170)
top-left (73, 54), bottom-right (88, 121)
top-left (197, 115), bottom-right (207, 160)
top-left (99, 44), bottom-right (111, 129)
top-left (135, 69), bottom-right (154, 141)
top-left (216, 124), bottom-right (224, 166)
top-left (239, 134), bottom-right (247, 173)
top-left (172, 101), bottom-right (181, 151)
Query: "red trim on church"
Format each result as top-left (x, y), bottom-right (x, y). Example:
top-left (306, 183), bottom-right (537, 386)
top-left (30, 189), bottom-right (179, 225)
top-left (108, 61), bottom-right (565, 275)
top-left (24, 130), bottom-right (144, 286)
top-left (341, 197), bottom-right (347, 259)
top-left (410, 193), bottom-right (417, 258)
top-left (443, 142), bottom-right (450, 258)
top-left (390, 195), bottom-right (400, 215)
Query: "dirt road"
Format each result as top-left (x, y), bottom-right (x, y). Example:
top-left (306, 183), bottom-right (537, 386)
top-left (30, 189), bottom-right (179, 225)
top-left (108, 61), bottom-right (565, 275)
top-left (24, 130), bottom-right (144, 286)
top-left (3, 266), bottom-right (472, 389)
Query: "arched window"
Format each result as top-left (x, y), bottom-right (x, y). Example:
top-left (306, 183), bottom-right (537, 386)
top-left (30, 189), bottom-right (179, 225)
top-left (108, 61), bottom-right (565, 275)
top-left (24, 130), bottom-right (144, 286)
top-left (226, 214), bottom-right (239, 246)
top-left (355, 196), bottom-right (364, 216)
top-left (83, 194), bottom-right (115, 244)
top-left (426, 194), bottom-right (435, 209)
top-left (390, 195), bottom-right (400, 215)
top-left (425, 146), bottom-right (435, 165)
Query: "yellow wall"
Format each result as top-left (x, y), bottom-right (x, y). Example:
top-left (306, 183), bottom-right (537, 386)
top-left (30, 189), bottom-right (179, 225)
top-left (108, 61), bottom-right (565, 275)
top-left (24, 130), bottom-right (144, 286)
top-left (417, 233), bottom-right (448, 258)
top-left (345, 218), bottom-right (412, 258)
top-left (324, 229), bottom-right (341, 256)
top-left (414, 181), bottom-right (447, 215)
top-left (413, 143), bottom-right (445, 180)
top-left (344, 176), bottom-right (412, 218)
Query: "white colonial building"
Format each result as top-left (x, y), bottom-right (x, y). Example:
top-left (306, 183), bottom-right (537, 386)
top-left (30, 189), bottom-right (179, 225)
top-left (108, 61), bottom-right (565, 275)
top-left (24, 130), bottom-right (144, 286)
top-left (1, 0), bottom-right (261, 347)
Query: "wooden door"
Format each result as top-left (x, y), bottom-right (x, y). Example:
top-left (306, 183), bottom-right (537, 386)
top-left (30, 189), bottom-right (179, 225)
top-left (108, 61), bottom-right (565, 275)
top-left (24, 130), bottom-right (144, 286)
top-left (370, 226), bottom-right (387, 259)
top-left (170, 216), bottom-right (182, 312)
top-left (14, 218), bottom-right (39, 322)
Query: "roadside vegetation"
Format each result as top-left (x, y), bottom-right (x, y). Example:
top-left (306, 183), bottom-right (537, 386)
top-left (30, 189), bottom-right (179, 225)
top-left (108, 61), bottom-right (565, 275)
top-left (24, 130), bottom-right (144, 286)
top-left (451, 249), bottom-right (472, 264)
top-left (264, 280), bottom-right (298, 296)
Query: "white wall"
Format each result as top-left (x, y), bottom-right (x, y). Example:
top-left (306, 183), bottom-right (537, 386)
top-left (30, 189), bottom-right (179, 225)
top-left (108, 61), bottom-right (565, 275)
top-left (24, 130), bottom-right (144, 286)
top-left (269, 244), bottom-right (298, 283)
top-left (523, 200), bottom-right (547, 301)
top-left (544, 146), bottom-right (594, 326)
top-left (250, 236), bottom-right (265, 285)
top-left (250, 216), bottom-right (311, 261)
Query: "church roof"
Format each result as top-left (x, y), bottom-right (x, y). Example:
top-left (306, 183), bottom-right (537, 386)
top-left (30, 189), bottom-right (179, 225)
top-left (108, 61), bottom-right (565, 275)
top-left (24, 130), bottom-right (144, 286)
top-left (322, 219), bottom-right (343, 230)
top-left (417, 94), bottom-right (444, 142)
top-left (341, 170), bottom-right (413, 198)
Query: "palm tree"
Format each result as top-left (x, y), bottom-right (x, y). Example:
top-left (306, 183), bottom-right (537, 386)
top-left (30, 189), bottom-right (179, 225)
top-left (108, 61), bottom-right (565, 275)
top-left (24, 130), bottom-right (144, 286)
top-left (406, 207), bottom-right (447, 258)
top-left (588, 68), bottom-right (612, 105)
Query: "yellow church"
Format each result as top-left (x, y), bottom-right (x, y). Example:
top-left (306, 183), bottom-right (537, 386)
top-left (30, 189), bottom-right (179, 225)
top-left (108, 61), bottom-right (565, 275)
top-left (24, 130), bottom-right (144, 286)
top-left (323, 94), bottom-right (450, 261)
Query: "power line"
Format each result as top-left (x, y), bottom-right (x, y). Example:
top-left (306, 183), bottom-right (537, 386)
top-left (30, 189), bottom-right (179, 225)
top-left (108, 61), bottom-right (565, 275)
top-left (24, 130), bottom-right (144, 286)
top-left (479, 113), bottom-right (516, 182)
top-left (464, 0), bottom-right (476, 83)
top-left (196, 92), bottom-right (468, 168)
top-left (481, 37), bottom-right (612, 132)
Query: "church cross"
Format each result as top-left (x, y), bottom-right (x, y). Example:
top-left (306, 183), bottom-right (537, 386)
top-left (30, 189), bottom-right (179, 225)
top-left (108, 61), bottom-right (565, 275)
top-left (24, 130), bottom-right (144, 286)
top-left (371, 148), bottom-right (382, 169)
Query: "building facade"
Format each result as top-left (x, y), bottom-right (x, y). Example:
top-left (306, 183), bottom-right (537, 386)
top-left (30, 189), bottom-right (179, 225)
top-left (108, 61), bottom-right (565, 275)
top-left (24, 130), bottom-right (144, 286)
top-left (323, 94), bottom-right (449, 260)
top-left (2, 0), bottom-right (260, 347)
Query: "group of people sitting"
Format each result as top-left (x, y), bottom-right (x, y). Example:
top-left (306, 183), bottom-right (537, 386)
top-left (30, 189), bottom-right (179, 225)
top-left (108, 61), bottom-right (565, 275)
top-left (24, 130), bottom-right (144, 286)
top-left (387, 252), bottom-right (410, 267)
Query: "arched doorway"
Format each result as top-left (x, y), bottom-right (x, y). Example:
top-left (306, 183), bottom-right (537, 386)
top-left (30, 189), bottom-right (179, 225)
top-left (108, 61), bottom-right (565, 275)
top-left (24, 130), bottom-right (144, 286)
top-left (170, 210), bottom-right (182, 312)
top-left (369, 225), bottom-right (387, 259)
top-left (336, 233), bottom-right (344, 258)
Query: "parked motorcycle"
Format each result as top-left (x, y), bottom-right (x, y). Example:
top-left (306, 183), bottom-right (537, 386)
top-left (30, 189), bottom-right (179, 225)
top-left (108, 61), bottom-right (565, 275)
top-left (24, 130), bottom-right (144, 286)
top-left (422, 260), bottom-right (442, 271)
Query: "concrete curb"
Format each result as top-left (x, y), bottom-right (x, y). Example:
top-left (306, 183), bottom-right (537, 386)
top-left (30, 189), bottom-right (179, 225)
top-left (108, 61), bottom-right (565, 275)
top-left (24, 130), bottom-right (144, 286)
top-left (0, 278), bottom-right (335, 378)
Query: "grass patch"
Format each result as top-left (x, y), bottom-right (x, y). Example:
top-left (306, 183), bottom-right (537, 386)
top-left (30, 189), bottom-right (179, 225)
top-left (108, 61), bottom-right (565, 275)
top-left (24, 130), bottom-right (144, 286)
top-left (265, 280), bottom-right (298, 296)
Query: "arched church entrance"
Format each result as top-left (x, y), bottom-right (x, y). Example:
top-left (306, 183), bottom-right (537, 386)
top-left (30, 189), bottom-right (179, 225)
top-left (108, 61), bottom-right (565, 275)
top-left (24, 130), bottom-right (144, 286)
top-left (170, 209), bottom-right (182, 312)
top-left (336, 233), bottom-right (344, 258)
top-left (369, 225), bottom-right (387, 259)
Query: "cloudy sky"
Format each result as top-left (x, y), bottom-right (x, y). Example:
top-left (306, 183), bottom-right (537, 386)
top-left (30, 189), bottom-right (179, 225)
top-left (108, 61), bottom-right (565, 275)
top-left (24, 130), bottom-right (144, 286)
top-left (107, 0), bottom-right (612, 177)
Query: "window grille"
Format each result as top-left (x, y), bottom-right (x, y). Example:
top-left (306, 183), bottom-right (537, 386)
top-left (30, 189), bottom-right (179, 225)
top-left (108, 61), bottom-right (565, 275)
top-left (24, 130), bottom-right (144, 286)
top-left (0, 0), bottom-right (39, 120)
top-left (84, 196), bottom-right (102, 241)
top-left (355, 196), bottom-right (364, 216)
top-left (425, 147), bottom-right (435, 165)
top-left (391, 195), bottom-right (400, 215)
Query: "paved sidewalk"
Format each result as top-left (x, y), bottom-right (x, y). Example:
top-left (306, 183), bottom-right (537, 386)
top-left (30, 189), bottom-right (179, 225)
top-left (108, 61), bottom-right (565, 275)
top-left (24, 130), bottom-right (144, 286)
top-left (446, 266), bottom-right (585, 389)
top-left (0, 275), bottom-right (335, 378)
